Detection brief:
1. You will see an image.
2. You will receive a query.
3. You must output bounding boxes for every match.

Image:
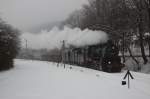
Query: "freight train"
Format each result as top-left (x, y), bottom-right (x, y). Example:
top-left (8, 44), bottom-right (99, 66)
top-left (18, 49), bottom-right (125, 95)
top-left (63, 40), bottom-right (124, 72)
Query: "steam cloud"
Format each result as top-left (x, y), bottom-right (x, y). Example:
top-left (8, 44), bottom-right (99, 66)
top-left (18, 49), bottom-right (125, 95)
top-left (21, 26), bottom-right (109, 49)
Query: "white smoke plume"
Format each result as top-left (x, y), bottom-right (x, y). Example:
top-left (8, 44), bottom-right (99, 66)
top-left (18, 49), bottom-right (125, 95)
top-left (21, 26), bottom-right (109, 49)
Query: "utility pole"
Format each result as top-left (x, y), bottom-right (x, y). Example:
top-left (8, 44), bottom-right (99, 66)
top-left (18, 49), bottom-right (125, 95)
top-left (23, 39), bottom-right (28, 52)
top-left (23, 39), bottom-right (28, 59)
top-left (61, 40), bottom-right (66, 68)
top-left (25, 39), bottom-right (27, 50)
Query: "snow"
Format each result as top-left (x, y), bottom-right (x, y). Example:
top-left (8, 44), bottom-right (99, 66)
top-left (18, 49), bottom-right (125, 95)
top-left (0, 59), bottom-right (150, 99)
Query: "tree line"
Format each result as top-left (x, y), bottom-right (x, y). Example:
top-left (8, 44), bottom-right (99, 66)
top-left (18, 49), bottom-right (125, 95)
top-left (62, 0), bottom-right (150, 67)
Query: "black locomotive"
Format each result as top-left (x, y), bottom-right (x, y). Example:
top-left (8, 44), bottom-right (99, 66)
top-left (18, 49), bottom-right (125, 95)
top-left (64, 40), bottom-right (124, 72)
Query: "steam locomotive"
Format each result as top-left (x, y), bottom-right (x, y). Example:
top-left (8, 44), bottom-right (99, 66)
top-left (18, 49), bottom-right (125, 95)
top-left (63, 40), bottom-right (124, 72)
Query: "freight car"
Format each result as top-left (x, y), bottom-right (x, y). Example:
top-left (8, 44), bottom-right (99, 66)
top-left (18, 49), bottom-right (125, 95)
top-left (64, 40), bottom-right (124, 72)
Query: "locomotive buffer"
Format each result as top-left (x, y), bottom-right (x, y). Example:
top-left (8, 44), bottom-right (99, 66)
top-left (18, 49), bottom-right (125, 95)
top-left (122, 70), bottom-right (134, 89)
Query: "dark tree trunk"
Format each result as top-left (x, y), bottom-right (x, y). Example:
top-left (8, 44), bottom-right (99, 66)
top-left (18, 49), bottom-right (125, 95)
top-left (148, 2), bottom-right (150, 58)
top-left (149, 41), bottom-right (150, 58)
top-left (138, 8), bottom-right (148, 64)
top-left (138, 23), bottom-right (148, 64)
top-left (127, 46), bottom-right (140, 70)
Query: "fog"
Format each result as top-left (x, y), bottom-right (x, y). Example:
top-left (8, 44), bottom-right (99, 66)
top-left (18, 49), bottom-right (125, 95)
top-left (21, 27), bottom-right (109, 50)
top-left (0, 0), bottom-right (87, 32)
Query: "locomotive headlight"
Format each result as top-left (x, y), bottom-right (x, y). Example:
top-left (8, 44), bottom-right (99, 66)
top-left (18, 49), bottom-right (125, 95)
top-left (112, 46), bottom-right (115, 49)
top-left (108, 61), bottom-right (111, 64)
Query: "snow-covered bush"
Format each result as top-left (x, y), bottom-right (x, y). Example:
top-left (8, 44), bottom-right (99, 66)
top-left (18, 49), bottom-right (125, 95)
top-left (0, 19), bottom-right (20, 71)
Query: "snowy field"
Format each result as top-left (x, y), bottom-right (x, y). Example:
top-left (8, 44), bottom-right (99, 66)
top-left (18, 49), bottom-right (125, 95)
top-left (0, 59), bottom-right (150, 99)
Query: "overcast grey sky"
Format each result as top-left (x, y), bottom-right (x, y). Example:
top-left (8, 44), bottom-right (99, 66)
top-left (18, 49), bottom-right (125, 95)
top-left (0, 0), bottom-right (88, 32)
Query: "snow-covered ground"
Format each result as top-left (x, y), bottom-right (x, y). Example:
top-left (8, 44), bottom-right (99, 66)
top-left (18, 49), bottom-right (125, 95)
top-left (0, 59), bottom-right (150, 99)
